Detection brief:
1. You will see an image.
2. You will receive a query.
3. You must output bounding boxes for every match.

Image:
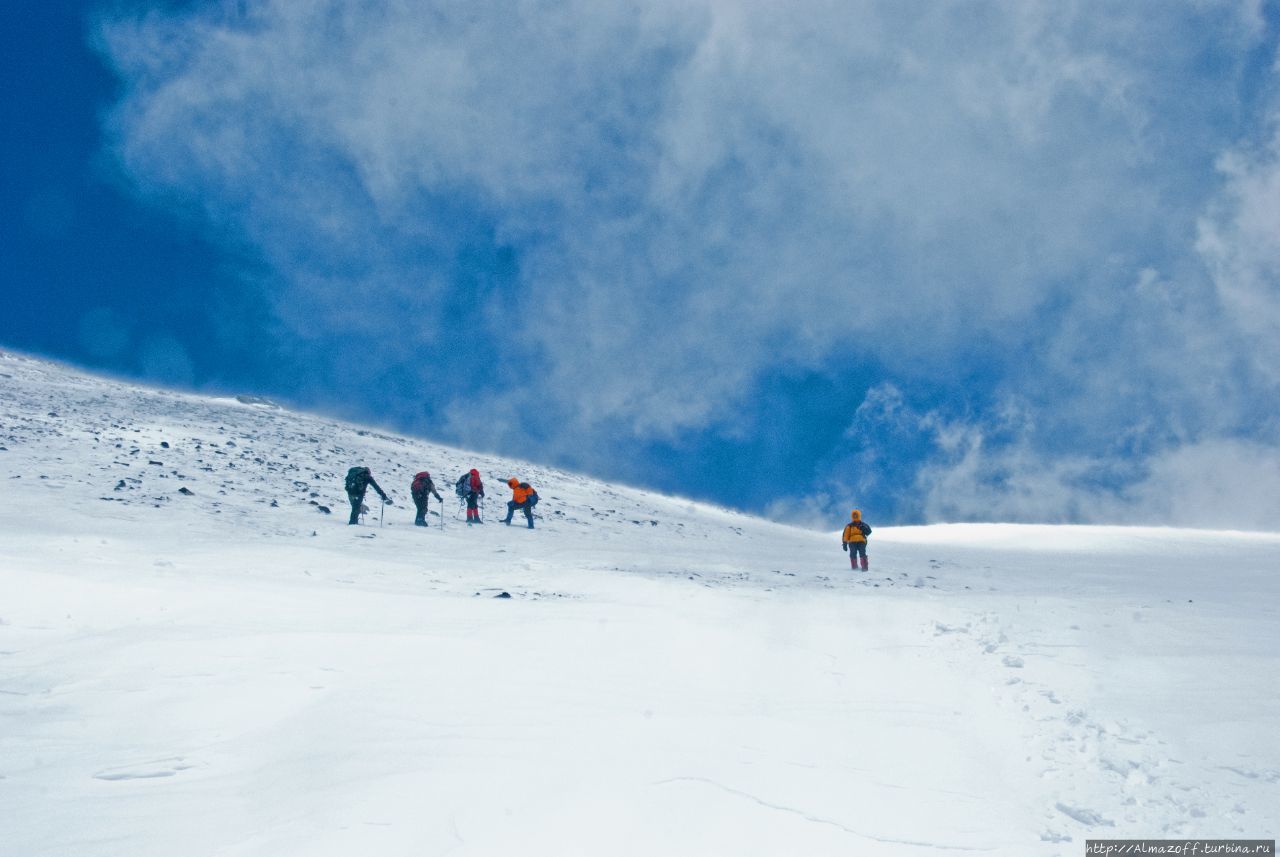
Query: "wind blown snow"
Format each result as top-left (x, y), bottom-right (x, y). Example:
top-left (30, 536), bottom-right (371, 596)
top-left (1, 350), bottom-right (1277, 856)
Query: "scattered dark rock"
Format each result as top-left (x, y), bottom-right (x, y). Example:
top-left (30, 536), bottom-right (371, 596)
top-left (114, 480), bottom-right (126, 491)
top-left (178, 487), bottom-right (194, 496)
top-left (160, 441), bottom-right (170, 449)
top-left (270, 499), bottom-right (279, 508)
top-left (148, 460), bottom-right (163, 466)
top-left (494, 591), bottom-right (512, 599)
top-left (317, 505), bottom-right (330, 514)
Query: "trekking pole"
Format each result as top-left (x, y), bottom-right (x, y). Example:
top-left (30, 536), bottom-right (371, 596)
top-left (380, 498), bottom-right (385, 528)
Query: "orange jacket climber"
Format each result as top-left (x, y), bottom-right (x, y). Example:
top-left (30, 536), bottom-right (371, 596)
top-left (841, 509), bottom-right (872, 571)
top-left (842, 509), bottom-right (868, 544)
top-left (507, 478), bottom-right (536, 505)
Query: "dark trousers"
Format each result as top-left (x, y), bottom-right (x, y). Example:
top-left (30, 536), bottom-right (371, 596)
top-left (849, 542), bottom-right (867, 569)
top-left (505, 500), bottom-right (534, 527)
top-left (347, 491), bottom-right (364, 525)
top-left (466, 493), bottom-right (481, 522)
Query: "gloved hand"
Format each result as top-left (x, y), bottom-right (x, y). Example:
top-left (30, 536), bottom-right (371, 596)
top-left (383, 496), bottom-right (393, 505)
top-left (842, 543), bottom-right (848, 551)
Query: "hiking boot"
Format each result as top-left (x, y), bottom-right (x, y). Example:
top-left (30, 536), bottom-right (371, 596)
top-left (503, 517), bottom-right (512, 525)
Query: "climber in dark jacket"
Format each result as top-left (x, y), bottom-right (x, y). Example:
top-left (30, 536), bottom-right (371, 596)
top-left (410, 471), bottom-right (444, 527)
top-left (345, 466), bottom-right (389, 525)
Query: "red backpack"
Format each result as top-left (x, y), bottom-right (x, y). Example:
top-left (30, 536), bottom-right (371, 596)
top-left (411, 472), bottom-right (431, 496)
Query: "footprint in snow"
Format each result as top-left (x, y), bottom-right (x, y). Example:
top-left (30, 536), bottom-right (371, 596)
top-left (94, 757), bottom-right (199, 781)
top-left (1054, 802), bottom-right (1114, 827)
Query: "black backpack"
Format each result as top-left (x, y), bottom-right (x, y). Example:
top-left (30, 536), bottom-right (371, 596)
top-left (345, 466), bottom-right (370, 494)
top-left (521, 483), bottom-right (539, 507)
top-left (455, 473), bottom-right (470, 498)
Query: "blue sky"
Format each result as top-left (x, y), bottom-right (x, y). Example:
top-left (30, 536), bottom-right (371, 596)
top-left (4, 0), bottom-right (1280, 528)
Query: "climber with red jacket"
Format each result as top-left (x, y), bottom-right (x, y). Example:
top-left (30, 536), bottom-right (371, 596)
top-left (459, 468), bottom-right (484, 525)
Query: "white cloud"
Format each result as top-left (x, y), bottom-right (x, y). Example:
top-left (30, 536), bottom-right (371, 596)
top-left (1199, 120), bottom-right (1280, 385)
top-left (96, 0), bottom-right (1280, 523)
top-left (916, 428), bottom-right (1280, 531)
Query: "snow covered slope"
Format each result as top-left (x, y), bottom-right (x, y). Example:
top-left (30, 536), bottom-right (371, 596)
top-left (2, 350), bottom-right (1277, 856)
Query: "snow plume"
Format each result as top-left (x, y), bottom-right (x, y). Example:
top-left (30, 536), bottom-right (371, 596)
top-left (97, 0), bottom-right (1280, 524)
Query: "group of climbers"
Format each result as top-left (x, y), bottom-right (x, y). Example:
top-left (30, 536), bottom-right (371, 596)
top-left (344, 465), bottom-right (538, 530)
top-left (349, 463), bottom-right (870, 571)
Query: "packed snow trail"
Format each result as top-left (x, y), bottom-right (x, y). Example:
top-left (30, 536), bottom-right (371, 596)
top-left (1, 350), bottom-right (1277, 856)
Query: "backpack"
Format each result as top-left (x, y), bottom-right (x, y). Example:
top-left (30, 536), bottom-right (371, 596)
top-left (411, 472), bottom-right (431, 497)
top-left (521, 483), bottom-right (539, 507)
top-left (859, 521), bottom-right (871, 537)
top-left (345, 466), bottom-right (370, 494)
top-left (455, 473), bottom-right (470, 499)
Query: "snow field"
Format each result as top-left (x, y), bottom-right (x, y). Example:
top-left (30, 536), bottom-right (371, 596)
top-left (2, 351), bottom-right (1278, 855)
